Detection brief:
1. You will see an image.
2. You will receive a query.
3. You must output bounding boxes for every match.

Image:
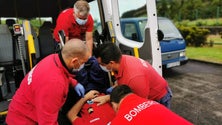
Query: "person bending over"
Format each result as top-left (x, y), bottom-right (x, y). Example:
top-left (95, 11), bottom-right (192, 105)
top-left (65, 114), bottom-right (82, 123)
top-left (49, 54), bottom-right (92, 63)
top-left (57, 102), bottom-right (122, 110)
top-left (6, 39), bottom-right (89, 125)
top-left (93, 43), bottom-right (172, 108)
top-left (53, 0), bottom-right (94, 55)
top-left (109, 85), bottom-right (193, 125)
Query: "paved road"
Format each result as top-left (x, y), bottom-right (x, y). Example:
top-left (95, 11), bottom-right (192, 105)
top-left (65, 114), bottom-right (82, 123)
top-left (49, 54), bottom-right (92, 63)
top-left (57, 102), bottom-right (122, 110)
top-left (163, 60), bottom-right (222, 125)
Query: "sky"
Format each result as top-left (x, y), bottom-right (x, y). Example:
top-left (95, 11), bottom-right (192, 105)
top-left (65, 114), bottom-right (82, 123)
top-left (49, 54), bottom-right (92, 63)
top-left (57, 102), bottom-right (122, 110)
top-left (89, 0), bottom-right (146, 21)
top-left (116, 0), bottom-right (146, 16)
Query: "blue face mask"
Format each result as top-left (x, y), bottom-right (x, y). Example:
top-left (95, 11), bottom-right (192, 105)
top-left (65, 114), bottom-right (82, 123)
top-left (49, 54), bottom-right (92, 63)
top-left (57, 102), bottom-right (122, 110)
top-left (76, 17), bottom-right (87, 25)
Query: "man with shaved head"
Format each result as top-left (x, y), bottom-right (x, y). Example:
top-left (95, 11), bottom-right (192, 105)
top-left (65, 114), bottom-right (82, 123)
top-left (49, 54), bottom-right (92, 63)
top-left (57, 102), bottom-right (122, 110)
top-left (6, 39), bottom-right (89, 125)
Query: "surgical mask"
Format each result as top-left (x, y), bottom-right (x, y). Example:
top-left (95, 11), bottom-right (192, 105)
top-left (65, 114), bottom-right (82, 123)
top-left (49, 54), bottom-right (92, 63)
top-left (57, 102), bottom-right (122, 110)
top-left (99, 65), bottom-right (110, 72)
top-left (76, 17), bottom-right (87, 25)
top-left (72, 60), bottom-right (85, 72)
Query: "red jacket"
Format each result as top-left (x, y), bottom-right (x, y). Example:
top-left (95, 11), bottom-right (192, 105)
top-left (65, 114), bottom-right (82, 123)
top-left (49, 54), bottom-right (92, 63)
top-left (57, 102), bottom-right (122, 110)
top-left (6, 54), bottom-right (77, 125)
top-left (115, 55), bottom-right (168, 101)
top-left (53, 8), bottom-right (94, 42)
top-left (111, 94), bottom-right (193, 125)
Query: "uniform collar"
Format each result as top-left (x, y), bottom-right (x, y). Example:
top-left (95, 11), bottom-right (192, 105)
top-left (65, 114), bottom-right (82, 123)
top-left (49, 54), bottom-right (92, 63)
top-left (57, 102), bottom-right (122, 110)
top-left (58, 52), bottom-right (70, 72)
top-left (114, 55), bottom-right (125, 79)
top-left (54, 53), bottom-right (74, 77)
top-left (118, 94), bottom-right (135, 110)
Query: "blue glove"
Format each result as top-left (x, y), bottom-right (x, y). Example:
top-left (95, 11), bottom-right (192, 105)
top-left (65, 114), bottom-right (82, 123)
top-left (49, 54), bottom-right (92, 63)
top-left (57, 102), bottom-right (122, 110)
top-left (106, 87), bottom-right (113, 94)
top-left (74, 83), bottom-right (85, 97)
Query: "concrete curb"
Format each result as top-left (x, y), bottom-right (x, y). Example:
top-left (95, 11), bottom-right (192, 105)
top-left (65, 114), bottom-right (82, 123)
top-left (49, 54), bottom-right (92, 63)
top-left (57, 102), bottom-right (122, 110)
top-left (188, 59), bottom-right (222, 66)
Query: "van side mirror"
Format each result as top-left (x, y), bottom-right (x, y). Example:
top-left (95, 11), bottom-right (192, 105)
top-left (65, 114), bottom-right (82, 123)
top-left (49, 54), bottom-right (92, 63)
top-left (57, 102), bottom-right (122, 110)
top-left (157, 29), bottom-right (164, 41)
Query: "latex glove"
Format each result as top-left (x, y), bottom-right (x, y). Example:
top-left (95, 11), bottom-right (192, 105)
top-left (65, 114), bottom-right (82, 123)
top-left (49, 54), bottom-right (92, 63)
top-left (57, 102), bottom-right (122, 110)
top-left (74, 83), bottom-right (85, 97)
top-left (106, 86), bottom-right (113, 94)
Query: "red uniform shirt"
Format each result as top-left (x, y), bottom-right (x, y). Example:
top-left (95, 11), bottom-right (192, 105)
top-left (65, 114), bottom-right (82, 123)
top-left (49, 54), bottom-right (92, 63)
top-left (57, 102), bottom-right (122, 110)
top-left (110, 94), bottom-right (193, 125)
top-left (6, 54), bottom-right (78, 125)
top-left (53, 8), bottom-right (94, 42)
top-left (73, 95), bottom-right (115, 125)
top-left (115, 55), bottom-right (168, 100)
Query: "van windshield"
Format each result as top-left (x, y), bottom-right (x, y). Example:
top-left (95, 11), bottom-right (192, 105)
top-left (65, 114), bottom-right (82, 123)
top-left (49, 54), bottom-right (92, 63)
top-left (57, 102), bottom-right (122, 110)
top-left (139, 18), bottom-right (183, 41)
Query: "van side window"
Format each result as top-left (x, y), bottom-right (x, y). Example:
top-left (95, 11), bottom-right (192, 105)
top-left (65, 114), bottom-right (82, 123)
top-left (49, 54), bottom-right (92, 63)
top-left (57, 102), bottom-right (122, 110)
top-left (123, 23), bottom-right (137, 39)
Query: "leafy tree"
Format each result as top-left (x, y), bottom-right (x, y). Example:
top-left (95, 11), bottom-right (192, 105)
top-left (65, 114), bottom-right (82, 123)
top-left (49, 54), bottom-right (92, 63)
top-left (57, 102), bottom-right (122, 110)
top-left (157, 0), bottom-right (222, 21)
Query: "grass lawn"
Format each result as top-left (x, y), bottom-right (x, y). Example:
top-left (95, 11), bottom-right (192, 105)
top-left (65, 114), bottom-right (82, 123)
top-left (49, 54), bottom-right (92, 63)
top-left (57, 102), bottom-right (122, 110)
top-left (176, 18), bottom-right (222, 26)
top-left (186, 34), bottom-right (222, 64)
top-left (186, 45), bottom-right (222, 64)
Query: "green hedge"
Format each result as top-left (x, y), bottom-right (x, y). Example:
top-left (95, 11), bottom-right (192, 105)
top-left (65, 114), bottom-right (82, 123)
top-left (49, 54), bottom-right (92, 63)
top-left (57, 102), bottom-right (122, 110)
top-left (177, 26), bottom-right (210, 47)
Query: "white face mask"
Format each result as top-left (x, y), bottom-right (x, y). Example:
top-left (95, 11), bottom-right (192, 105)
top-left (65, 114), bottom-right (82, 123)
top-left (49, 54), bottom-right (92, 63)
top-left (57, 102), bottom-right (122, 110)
top-left (76, 17), bottom-right (87, 25)
top-left (72, 60), bottom-right (85, 72)
top-left (99, 65), bottom-right (110, 72)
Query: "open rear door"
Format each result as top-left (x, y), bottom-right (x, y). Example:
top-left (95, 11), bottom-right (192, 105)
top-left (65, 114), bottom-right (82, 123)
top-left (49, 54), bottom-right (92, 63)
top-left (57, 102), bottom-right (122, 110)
top-left (98, 0), bottom-right (162, 75)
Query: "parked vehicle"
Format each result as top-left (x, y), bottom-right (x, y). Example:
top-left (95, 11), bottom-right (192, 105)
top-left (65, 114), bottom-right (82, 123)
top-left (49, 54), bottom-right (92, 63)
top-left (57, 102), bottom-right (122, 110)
top-left (120, 17), bottom-right (188, 69)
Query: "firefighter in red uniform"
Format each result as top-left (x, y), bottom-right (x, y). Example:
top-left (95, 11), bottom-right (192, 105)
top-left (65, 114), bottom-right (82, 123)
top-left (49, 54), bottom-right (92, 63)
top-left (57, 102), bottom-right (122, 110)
top-left (110, 85), bottom-right (193, 125)
top-left (53, 0), bottom-right (94, 55)
top-left (67, 90), bottom-right (115, 125)
top-left (6, 39), bottom-right (89, 125)
top-left (94, 43), bottom-right (172, 108)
